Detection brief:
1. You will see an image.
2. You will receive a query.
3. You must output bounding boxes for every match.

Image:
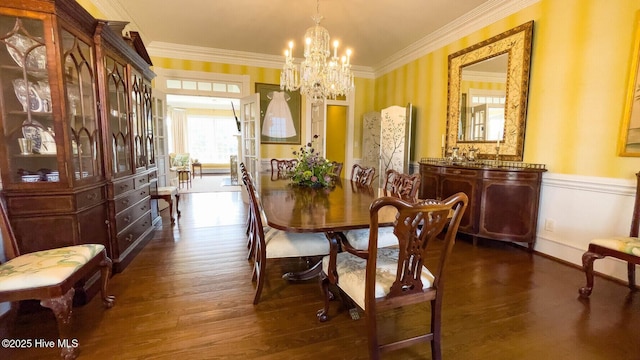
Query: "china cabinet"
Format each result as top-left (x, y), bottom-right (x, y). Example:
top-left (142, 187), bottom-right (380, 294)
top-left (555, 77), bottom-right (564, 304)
top-left (0, 0), bottom-right (158, 286)
top-left (419, 159), bottom-right (546, 249)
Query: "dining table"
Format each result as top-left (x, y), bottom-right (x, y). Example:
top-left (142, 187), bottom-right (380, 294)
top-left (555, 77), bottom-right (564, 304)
top-left (258, 173), bottom-right (398, 280)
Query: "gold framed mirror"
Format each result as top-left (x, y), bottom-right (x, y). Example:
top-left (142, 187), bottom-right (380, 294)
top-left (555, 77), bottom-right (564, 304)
top-left (445, 21), bottom-right (534, 161)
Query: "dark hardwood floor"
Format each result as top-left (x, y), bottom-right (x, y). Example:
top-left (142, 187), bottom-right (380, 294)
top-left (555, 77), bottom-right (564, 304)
top-left (2, 191), bottom-right (640, 359)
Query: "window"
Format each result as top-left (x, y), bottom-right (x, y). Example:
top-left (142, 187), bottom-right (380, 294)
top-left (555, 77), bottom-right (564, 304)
top-left (187, 116), bottom-right (237, 164)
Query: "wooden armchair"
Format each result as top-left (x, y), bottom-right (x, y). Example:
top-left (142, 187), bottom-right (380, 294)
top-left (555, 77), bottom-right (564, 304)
top-left (317, 193), bottom-right (468, 360)
top-left (350, 164), bottom-right (376, 186)
top-left (580, 171), bottom-right (640, 298)
top-left (0, 198), bottom-right (114, 359)
top-left (342, 169), bottom-right (422, 251)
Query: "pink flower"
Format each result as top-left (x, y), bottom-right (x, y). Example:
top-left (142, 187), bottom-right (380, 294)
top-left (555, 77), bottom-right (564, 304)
top-left (311, 176), bottom-right (318, 182)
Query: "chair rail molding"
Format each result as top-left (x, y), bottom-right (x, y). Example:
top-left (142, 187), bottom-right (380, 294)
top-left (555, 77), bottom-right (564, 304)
top-left (537, 172), bottom-right (638, 283)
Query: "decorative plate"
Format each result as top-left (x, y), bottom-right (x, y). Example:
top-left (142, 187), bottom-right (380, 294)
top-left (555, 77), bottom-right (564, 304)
top-left (21, 119), bottom-right (47, 154)
top-left (13, 79), bottom-right (43, 112)
top-left (5, 33), bottom-right (47, 74)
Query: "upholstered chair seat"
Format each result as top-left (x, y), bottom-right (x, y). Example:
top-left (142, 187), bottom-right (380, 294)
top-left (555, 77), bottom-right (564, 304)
top-left (321, 247), bottom-right (434, 309)
top-left (0, 244), bottom-right (106, 291)
top-left (264, 228), bottom-right (329, 258)
top-left (580, 171), bottom-right (640, 298)
top-left (589, 237), bottom-right (640, 256)
top-left (342, 227), bottom-right (397, 250)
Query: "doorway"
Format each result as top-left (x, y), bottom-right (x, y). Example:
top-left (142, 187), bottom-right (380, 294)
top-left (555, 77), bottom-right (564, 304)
top-left (326, 105), bottom-right (347, 168)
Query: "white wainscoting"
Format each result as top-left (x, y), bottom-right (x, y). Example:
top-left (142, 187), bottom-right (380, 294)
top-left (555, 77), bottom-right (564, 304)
top-left (536, 172), bottom-right (637, 283)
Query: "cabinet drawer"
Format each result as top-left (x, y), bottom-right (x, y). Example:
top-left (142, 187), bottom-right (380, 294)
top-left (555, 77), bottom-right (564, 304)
top-left (115, 197), bottom-right (151, 232)
top-left (483, 170), bottom-right (540, 181)
top-left (76, 186), bottom-right (105, 209)
top-left (113, 178), bottom-right (135, 197)
top-left (114, 185), bottom-right (150, 214)
top-left (148, 170), bottom-right (157, 182)
top-left (441, 167), bottom-right (479, 177)
top-left (134, 173), bottom-right (149, 189)
top-left (117, 212), bottom-right (152, 252)
top-left (420, 164), bottom-right (441, 174)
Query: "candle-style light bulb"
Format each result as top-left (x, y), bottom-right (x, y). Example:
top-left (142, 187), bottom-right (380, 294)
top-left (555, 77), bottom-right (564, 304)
top-left (333, 40), bottom-right (339, 58)
top-left (346, 49), bottom-right (352, 65)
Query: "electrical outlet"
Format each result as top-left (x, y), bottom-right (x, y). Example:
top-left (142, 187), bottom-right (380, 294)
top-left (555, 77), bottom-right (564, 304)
top-left (544, 219), bottom-right (555, 232)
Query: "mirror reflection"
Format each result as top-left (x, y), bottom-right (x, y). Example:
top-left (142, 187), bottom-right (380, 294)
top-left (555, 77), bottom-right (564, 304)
top-left (446, 21), bottom-right (533, 161)
top-left (458, 53), bottom-right (508, 142)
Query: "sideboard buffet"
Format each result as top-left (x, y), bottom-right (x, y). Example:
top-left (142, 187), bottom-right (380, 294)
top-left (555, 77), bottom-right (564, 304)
top-left (0, 0), bottom-right (159, 301)
top-left (419, 159), bottom-right (547, 249)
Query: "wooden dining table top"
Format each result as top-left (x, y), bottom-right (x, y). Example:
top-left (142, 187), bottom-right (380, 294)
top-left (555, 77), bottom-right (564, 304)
top-left (258, 174), bottom-right (397, 233)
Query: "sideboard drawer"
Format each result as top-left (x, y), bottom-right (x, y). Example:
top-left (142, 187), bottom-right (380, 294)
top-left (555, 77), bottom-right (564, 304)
top-left (113, 178), bottom-right (135, 197)
top-left (134, 173), bottom-right (149, 189)
top-left (114, 185), bottom-right (150, 214)
top-left (115, 198), bottom-right (151, 232)
top-left (76, 186), bottom-right (105, 210)
top-left (117, 212), bottom-right (152, 252)
top-left (441, 167), bottom-right (479, 177)
top-left (483, 169), bottom-right (540, 181)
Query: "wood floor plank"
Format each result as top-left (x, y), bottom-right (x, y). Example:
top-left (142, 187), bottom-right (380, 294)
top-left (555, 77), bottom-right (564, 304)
top-left (2, 191), bottom-right (640, 359)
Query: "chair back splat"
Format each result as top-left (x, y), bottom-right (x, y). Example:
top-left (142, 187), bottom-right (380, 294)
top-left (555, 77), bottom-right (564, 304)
top-left (383, 169), bottom-right (421, 202)
top-left (318, 192), bottom-right (468, 360)
top-left (580, 171), bottom-right (640, 297)
top-left (270, 158), bottom-right (298, 179)
top-left (350, 164), bottom-right (376, 186)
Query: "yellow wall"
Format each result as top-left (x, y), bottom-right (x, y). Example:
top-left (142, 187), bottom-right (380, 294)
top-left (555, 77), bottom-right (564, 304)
top-left (84, 0), bottom-right (640, 180)
top-left (375, 0), bottom-right (640, 179)
top-left (326, 105), bottom-right (347, 165)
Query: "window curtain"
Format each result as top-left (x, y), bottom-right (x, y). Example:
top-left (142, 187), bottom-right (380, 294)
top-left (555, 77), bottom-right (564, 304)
top-left (170, 108), bottom-right (188, 154)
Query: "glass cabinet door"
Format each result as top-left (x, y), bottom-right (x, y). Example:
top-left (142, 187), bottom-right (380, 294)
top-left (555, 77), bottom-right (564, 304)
top-left (143, 80), bottom-right (154, 168)
top-left (0, 16), bottom-right (57, 185)
top-left (130, 70), bottom-right (145, 169)
top-left (61, 28), bottom-right (100, 181)
top-left (104, 55), bottom-right (131, 177)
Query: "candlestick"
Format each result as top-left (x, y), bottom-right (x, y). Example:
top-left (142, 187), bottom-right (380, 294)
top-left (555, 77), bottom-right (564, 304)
top-left (441, 134), bottom-right (445, 148)
top-left (495, 146), bottom-right (500, 162)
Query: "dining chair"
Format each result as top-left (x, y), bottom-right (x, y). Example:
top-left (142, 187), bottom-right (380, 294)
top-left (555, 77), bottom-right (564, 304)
top-left (242, 173), bottom-right (330, 304)
top-left (342, 169), bottom-right (422, 251)
top-left (332, 162), bottom-right (344, 178)
top-left (0, 197), bottom-right (115, 360)
top-left (317, 193), bottom-right (468, 360)
top-left (350, 164), bottom-right (376, 186)
top-left (383, 169), bottom-right (421, 202)
top-left (270, 158), bottom-right (298, 179)
top-left (579, 171), bottom-right (640, 298)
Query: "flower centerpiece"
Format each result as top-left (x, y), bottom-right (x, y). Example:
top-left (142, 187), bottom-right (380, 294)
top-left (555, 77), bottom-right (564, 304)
top-left (290, 135), bottom-right (336, 188)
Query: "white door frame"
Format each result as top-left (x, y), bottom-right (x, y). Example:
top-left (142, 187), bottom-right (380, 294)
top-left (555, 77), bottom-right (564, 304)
top-left (304, 94), bottom-right (355, 177)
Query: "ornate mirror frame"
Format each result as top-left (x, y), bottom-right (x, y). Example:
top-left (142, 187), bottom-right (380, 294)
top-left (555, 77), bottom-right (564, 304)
top-left (445, 21), bottom-right (534, 161)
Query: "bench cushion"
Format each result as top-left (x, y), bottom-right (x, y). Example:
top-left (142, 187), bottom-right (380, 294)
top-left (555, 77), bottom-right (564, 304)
top-left (157, 186), bottom-right (178, 196)
top-left (0, 244), bottom-right (104, 291)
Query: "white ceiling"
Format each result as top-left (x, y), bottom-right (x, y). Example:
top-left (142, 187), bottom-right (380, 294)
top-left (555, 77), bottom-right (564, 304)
top-left (89, 0), bottom-right (521, 69)
top-left (89, 0), bottom-right (534, 109)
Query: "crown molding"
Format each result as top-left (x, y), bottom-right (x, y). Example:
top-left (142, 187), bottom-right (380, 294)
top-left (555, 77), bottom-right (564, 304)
top-left (88, 0), bottom-right (538, 80)
top-left (147, 42), bottom-right (376, 79)
top-left (374, 0), bottom-right (541, 77)
top-left (90, 0), bottom-right (148, 40)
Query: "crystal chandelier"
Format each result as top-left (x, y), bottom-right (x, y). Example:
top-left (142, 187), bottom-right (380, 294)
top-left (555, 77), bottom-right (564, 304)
top-left (280, 0), bottom-right (354, 104)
